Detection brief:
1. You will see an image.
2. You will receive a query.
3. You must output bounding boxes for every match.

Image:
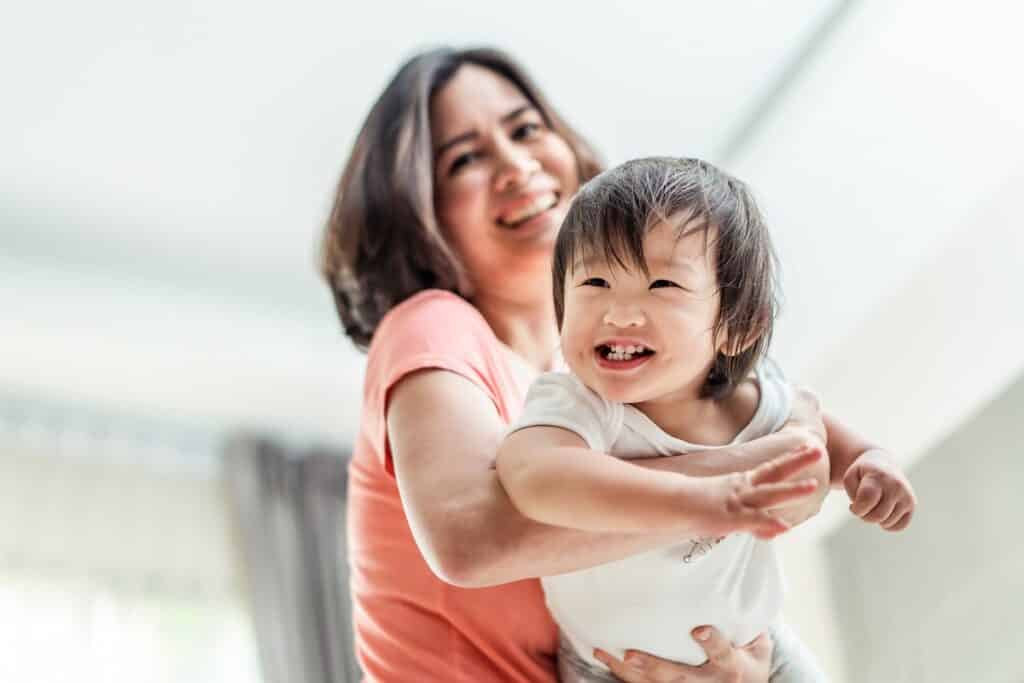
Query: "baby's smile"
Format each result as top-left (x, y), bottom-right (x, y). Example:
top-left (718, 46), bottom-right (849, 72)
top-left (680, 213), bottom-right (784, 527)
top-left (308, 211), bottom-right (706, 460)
top-left (594, 338), bottom-right (657, 371)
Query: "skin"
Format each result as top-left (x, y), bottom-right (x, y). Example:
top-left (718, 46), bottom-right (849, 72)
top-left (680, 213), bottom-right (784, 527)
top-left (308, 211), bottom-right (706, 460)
top-left (430, 64), bottom-right (572, 369)
top-left (596, 627), bottom-right (774, 682)
top-left (497, 218), bottom-right (826, 538)
top-left (384, 64), bottom-right (914, 682)
top-left (561, 218), bottom-right (756, 444)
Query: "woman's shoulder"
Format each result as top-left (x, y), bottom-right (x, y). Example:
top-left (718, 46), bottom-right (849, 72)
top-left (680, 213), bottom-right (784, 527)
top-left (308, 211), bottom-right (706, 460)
top-left (374, 289), bottom-right (491, 342)
top-left (364, 288), bottom-right (503, 388)
top-left (359, 289), bottom-right (510, 469)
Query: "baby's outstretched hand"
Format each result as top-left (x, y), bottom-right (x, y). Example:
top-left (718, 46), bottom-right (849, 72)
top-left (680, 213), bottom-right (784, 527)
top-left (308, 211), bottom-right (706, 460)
top-left (844, 449), bottom-right (917, 532)
top-left (702, 446), bottom-right (822, 540)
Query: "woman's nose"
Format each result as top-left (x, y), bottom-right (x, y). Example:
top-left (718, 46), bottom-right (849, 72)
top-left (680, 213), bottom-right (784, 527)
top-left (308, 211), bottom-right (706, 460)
top-left (603, 303), bottom-right (646, 328)
top-left (493, 141), bottom-right (540, 192)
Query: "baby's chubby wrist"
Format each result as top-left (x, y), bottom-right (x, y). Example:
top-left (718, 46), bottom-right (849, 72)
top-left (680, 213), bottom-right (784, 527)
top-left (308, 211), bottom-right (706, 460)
top-left (852, 447), bottom-right (897, 469)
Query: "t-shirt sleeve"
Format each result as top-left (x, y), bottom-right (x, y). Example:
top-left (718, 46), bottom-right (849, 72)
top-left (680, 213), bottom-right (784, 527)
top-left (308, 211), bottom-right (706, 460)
top-left (362, 291), bottom-right (504, 474)
top-left (757, 357), bottom-right (794, 434)
top-left (506, 372), bottom-right (619, 452)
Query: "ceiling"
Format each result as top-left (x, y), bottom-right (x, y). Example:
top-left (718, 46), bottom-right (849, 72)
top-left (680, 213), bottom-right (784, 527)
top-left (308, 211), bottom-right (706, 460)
top-left (1, 0), bottom-right (841, 441)
top-left (3, 0), bottom-right (1023, 467)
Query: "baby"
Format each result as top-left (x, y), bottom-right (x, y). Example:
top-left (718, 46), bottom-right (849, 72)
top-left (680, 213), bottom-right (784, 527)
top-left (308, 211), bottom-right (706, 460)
top-left (496, 157), bottom-right (916, 681)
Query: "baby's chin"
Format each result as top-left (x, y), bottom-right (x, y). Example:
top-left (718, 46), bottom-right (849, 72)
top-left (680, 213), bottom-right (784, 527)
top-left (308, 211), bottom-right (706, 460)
top-left (593, 382), bottom-right (648, 404)
top-left (574, 368), bottom-right (648, 404)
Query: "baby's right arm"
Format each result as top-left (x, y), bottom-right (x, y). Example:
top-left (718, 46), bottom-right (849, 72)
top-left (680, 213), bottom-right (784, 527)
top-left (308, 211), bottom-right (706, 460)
top-left (623, 386), bottom-right (830, 528)
top-left (495, 424), bottom-right (821, 540)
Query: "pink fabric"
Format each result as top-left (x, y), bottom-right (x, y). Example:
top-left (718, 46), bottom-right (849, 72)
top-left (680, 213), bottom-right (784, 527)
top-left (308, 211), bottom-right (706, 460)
top-left (347, 290), bottom-right (559, 682)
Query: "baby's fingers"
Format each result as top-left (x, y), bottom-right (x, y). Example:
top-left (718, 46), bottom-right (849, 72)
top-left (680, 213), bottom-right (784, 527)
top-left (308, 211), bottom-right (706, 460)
top-left (747, 511), bottom-right (791, 540)
top-left (740, 479), bottom-right (819, 510)
top-left (881, 501), bottom-right (914, 531)
top-left (850, 475), bottom-right (884, 517)
top-left (885, 508), bottom-right (914, 532)
top-left (862, 491), bottom-right (898, 524)
top-left (750, 446), bottom-right (822, 486)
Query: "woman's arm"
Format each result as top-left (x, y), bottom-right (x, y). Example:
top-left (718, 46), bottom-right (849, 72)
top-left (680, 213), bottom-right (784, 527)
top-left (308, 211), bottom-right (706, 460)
top-left (387, 369), bottom-right (684, 587)
top-left (387, 369), bottom-right (816, 588)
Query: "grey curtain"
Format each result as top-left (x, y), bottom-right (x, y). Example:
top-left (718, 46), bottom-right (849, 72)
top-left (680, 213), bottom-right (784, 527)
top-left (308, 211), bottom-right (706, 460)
top-left (224, 436), bottom-right (361, 683)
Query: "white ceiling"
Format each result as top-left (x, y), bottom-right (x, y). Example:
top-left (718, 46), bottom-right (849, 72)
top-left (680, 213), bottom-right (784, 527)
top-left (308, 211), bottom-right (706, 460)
top-left (1, 0), bottom-right (840, 441)
top-left (1, 0), bottom-right (838, 303)
top-left (3, 0), bottom-right (1022, 458)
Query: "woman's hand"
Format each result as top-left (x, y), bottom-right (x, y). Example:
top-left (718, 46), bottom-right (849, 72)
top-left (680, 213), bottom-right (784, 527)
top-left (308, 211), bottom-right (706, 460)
top-left (595, 626), bottom-right (772, 682)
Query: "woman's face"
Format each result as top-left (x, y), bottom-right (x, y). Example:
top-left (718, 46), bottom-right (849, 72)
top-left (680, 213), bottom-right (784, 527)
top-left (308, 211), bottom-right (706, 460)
top-left (431, 65), bottom-right (579, 297)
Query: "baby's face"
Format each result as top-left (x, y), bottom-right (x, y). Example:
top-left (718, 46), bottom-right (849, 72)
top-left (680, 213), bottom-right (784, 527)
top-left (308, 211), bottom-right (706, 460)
top-left (559, 219), bottom-right (723, 406)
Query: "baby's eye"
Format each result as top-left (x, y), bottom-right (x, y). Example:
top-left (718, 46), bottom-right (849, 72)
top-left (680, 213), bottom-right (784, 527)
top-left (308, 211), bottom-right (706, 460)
top-left (649, 279), bottom-right (681, 289)
top-left (580, 277), bottom-right (609, 288)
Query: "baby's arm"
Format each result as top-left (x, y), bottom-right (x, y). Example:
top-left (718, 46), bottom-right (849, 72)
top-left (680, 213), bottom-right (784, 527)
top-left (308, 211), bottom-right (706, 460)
top-left (495, 424), bottom-right (821, 540)
top-left (823, 413), bottom-right (917, 531)
top-left (661, 394), bottom-right (917, 531)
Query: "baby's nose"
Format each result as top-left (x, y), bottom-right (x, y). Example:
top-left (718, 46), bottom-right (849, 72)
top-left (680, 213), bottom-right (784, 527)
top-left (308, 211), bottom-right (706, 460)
top-left (602, 304), bottom-right (646, 328)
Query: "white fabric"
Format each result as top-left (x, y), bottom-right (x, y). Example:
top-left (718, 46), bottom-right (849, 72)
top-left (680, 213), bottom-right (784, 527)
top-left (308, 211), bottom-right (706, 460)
top-left (508, 362), bottom-right (793, 668)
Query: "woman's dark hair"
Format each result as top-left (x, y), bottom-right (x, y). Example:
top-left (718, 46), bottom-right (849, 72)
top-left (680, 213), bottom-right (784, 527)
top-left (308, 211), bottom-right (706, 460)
top-left (552, 157), bottom-right (780, 400)
top-left (319, 47), bottom-right (603, 349)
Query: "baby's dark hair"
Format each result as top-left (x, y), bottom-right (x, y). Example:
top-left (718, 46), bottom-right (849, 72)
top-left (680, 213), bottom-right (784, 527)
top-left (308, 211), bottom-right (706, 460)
top-left (552, 157), bottom-right (780, 400)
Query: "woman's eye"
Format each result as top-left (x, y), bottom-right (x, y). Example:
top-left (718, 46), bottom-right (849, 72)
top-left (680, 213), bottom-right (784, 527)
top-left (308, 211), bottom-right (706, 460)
top-left (449, 151), bottom-right (479, 175)
top-left (650, 279), bottom-right (681, 289)
top-left (512, 123), bottom-right (541, 140)
top-left (581, 277), bottom-right (609, 288)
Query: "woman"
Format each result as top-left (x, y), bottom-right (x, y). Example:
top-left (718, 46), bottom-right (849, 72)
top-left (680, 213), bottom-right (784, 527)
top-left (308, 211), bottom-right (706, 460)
top-left (320, 47), bottom-right (827, 682)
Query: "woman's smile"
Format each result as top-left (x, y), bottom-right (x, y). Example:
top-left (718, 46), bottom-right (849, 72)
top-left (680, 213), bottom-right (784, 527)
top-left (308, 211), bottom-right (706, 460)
top-left (496, 191), bottom-right (560, 228)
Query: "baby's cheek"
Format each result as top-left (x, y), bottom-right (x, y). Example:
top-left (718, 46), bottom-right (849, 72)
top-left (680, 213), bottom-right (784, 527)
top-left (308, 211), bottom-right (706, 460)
top-left (568, 345), bottom-right (588, 371)
top-left (562, 341), bottom-right (590, 376)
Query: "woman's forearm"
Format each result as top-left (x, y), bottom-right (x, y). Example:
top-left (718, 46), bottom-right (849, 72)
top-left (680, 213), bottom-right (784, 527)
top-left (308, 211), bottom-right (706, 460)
top-left (634, 430), bottom-right (816, 477)
top-left (459, 471), bottom-right (685, 586)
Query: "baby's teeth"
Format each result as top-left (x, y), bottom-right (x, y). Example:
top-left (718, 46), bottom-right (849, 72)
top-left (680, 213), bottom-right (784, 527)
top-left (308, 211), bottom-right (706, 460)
top-left (604, 344), bottom-right (643, 361)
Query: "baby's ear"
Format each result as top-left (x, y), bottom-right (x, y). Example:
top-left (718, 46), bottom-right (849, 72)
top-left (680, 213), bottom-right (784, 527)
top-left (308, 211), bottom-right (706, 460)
top-left (718, 315), bottom-right (768, 357)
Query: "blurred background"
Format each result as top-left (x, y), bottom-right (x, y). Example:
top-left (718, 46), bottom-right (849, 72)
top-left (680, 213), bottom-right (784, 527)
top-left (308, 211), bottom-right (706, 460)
top-left (3, 0), bottom-right (1023, 681)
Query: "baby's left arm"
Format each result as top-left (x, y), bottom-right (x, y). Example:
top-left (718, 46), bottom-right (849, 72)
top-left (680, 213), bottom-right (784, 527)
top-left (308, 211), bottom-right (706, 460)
top-left (823, 413), bottom-right (917, 532)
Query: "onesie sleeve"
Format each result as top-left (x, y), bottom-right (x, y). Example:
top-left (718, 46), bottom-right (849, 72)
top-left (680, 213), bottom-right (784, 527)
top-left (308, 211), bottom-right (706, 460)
top-left (506, 372), bottom-right (621, 452)
top-left (757, 357), bottom-right (795, 434)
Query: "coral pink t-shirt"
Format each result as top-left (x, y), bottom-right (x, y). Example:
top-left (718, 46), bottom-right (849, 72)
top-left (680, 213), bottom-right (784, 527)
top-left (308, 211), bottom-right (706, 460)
top-left (347, 289), bottom-right (560, 682)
